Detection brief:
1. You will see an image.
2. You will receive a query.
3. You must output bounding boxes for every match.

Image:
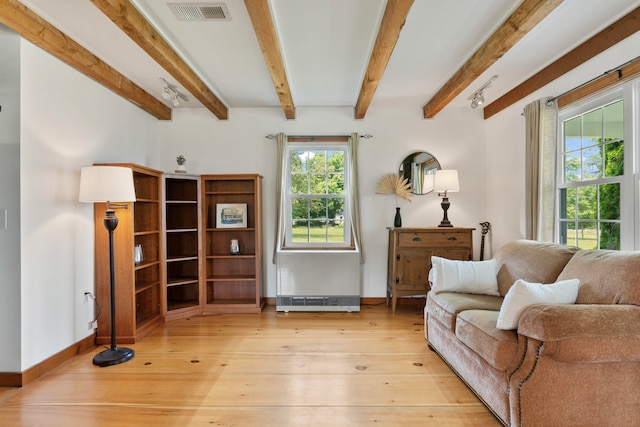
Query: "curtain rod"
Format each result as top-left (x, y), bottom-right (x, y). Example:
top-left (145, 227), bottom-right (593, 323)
top-left (265, 134), bottom-right (372, 139)
top-left (546, 55), bottom-right (640, 106)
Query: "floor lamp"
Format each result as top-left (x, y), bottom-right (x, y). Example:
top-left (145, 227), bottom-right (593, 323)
top-left (79, 166), bottom-right (136, 367)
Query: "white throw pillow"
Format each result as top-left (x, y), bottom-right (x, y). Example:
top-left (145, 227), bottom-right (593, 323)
top-left (430, 256), bottom-right (499, 296)
top-left (496, 278), bottom-right (581, 330)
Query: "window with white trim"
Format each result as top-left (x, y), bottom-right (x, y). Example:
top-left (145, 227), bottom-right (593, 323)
top-left (284, 141), bottom-right (352, 248)
top-left (557, 89), bottom-right (630, 250)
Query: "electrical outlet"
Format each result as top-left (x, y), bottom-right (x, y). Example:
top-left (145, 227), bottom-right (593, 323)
top-left (91, 320), bottom-right (98, 329)
top-left (0, 209), bottom-right (6, 230)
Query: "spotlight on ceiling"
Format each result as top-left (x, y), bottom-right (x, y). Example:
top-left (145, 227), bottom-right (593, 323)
top-left (159, 78), bottom-right (189, 107)
top-left (468, 75), bottom-right (497, 109)
top-left (161, 86), bottom-right (172, 101)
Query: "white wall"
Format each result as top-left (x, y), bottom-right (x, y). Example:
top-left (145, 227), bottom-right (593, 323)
top-left (0, 26), bottom-right (21, 372)
top-left (156, 105), bottom-right (489, 298)
top-left (18, 40), bottom-right (158, 370)
top-left (484, 102), bottom-right (528, 254)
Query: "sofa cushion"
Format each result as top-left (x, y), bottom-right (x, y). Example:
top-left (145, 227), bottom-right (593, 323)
top-left (556, 249), bottom-right (640, 305)
top-left (430, 256), bottom-right (499, 296)
top-left (456, 310), bottom-right (518, 371)
top-left (496, 278), bottom-right (580, 330)
top-left (493, 240), bottom-right (579, 296)
top-left (426, 291), bottom-right (503, 332)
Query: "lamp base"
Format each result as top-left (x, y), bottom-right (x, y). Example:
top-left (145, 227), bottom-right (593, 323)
top-left (93, 346), bottom-right (134, 367)
top-left (438, 196), bottom-right (454, 228)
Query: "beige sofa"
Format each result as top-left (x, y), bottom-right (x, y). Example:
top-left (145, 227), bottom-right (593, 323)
top-left (424, 239), bottom-right (640, 427)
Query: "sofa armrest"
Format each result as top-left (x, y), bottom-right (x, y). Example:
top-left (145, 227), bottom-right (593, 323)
top-left (517, 304), bottom-right (640, 363)
top-left (518, 304), bottom-right (640, 340)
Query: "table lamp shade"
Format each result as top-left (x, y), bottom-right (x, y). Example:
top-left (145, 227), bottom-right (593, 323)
top-left (434, 169), bottom-right (460, 193)
top-left (79, 166), bottom-right (136, 203)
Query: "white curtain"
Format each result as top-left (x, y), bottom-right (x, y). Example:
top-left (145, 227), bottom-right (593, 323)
top-left (273, 132), bottom-right (287, 264)
top-left (524, 98), bottom-right (558, 241)
top-left (348, 132), bottom-right (365, 263)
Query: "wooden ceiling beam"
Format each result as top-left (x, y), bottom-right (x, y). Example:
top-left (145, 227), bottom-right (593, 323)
top-left (422, 0), bottom-right (563, 119)
top-left (91, 0), bottom-right (228, 120)
top-left (484, 5), bottom-right (640, 119)
top-left (244, 0), bottom-right (295, 119)
top-left (0, 0), bottom-right (171, 120)
top-left (354, 0), bottom-right (414, 120)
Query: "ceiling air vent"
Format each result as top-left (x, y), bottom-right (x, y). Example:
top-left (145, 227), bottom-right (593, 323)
top-left (168, 3), bottom-right (231, 21)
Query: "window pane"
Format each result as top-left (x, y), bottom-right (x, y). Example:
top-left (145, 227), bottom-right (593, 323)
top-left (290, 150), bottom-right (307, 172)
top-left (309, 174), bottom-right (326, 194)
top-left (291, 198), bottom-right (308, 220)
top-left (564, 152), bottom-right (581, 182)
top-left (576, 221), bottom-right (597, 249)
top-left (582, 146), bottom-right (602, 180)
top-left (309, 222), bottom-right (327, 242)
top-left (582, 109), bottom-right (602, 147)
top-left (328, 198), bottom-right (344, 223)
top-left (291, 220), bottom-right (309, 243)
top-left (309, 198), bottom-right (326, 220)
top-left (604, 140), bottom-right (624, 177)
top-left (291, 174), bottom-right (308, 194)
top-left (577, 186), bottom-right (596, 219)
top-left (600, 222), bottom-right (620, 250)
top-left (604, 100), bottom-right (623, 141)
top-left (564, 117), bottom-right (581, 151)
top-left (328, 173), bottom-right (344, 194)
top-left (559, 188), bottom-right (576, 219)
top-left (599, 183), bottom-right (620, 220)
top-left (328, 221), bottom-right (344, 242)
top-left (327, 150), bottom-right (345, 172)
top-left (308, 151), bottom-right (326, 173)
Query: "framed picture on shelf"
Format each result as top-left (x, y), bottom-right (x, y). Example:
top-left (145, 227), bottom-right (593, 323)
top-left (216, 203), bottom-right (247, 228)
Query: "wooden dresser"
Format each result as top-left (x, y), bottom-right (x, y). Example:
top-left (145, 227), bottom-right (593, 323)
top-left (386, 227), bottom-right (474, 314)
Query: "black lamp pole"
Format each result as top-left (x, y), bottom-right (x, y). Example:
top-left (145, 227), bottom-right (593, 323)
top-left (93, 207), bottom-right (134, 367)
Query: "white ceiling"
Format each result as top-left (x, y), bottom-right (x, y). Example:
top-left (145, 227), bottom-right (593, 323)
top-left (13, 0), bottom-right (640, 116)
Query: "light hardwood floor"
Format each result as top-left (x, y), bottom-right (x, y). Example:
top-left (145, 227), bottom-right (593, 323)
top-left (0, 304), bottom-right (501, 426)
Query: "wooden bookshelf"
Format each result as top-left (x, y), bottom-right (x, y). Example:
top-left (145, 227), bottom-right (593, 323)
top-left (162, 174), bottom-right (203, 320)
top-left (201, 174), bottom-right (264, 313)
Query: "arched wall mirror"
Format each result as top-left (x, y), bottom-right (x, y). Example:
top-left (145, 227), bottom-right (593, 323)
top-left (399, 151), bottom-right (441, 194)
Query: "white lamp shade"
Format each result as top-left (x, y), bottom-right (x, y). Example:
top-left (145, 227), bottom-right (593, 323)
top-left (79, 166), bottom-right (136, 203)
top-left (434, 169), bottom-right (460, 193)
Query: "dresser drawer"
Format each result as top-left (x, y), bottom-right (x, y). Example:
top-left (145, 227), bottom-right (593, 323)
top-left (397, 231), bottom-right (471, 248)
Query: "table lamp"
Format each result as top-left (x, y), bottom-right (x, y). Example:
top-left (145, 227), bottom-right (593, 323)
top-left (434, 169), bottom-right (459, 227)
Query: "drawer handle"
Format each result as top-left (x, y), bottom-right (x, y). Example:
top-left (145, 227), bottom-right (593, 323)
top-left (412, 237), bottom-right (422, 242)
top-left (448, 236), bottom-right (458, 241)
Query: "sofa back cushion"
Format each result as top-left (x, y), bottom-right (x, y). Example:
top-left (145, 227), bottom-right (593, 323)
top-left (557, 249), bottom-right (640, 305)
top-left (493, 240), bottom-right (579, 296)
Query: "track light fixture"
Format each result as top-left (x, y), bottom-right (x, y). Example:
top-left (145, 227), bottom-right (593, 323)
top-left (468, 75), bottom-right (497, 109)
top-left (159, 78), bottom-right (189, 107)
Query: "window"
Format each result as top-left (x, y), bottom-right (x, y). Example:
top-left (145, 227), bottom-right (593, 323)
top-left (285, 141), bottom-right (352, 248)
top-left (557, 97), bottom-right (625, 250)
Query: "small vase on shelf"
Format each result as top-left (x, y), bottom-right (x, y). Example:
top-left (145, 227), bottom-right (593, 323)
top-left (394, 207), bottom-right (402, 228)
